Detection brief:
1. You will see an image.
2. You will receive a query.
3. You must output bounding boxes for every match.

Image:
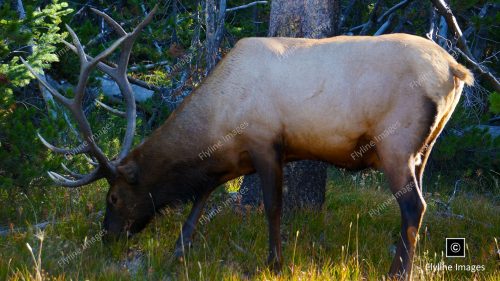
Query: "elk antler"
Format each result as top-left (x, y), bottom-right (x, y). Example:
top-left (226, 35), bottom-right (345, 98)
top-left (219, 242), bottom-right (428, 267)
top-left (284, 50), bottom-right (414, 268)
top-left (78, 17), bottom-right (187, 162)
top-left (22, 5), bottom-right (158, 187)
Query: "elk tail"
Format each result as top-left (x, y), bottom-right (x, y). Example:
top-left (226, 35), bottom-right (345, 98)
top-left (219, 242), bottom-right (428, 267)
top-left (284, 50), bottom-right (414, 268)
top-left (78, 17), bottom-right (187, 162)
top-left (450, 63), bottom-right (474, 86)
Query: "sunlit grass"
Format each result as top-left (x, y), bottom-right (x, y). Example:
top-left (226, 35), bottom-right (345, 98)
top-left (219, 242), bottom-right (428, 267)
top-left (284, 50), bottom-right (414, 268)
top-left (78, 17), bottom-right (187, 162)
top-left (1, 170), bottom-right (499, 280)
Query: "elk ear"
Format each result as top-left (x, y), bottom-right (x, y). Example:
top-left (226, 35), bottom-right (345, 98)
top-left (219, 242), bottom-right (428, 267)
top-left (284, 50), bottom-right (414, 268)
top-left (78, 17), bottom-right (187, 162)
top-left (117, 161), bottom-right (138, 184)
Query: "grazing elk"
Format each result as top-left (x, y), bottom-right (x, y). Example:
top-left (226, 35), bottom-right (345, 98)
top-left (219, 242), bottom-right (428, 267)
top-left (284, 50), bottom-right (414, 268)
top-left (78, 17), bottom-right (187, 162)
top-left (24, 6), bottom-right (473, 280)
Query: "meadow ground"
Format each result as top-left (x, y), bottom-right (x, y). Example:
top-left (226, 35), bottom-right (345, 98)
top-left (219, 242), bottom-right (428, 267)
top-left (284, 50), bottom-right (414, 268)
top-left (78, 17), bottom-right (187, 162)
top-left (0, 169), bottom-right (499, 280)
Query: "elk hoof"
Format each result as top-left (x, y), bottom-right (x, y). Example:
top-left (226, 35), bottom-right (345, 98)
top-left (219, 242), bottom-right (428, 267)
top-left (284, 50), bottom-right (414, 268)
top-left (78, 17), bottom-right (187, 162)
top-left (173, 247), bottom-right (185, 262)
top-left (266, 254), bottom-right (283, 274)
top-left (173, 239), bottom-right (192, 262)
top-left (387, 271), bottom-right (408, 281)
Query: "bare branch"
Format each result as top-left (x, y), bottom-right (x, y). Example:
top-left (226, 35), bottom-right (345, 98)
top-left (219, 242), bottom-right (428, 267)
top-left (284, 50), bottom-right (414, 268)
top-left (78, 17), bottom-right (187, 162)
top-left (349, 23), bottom-right (365, 33)
top-left (430, 0), bottom-right (473, 58)
top-left (226, 1), bottom-right (267, 12)
top-left (454, 48), bottom-right (500, 92)
top-left (359, 0), bottom-right (382, 35)
top-left (62, 40), bottom-right (162, 91)
top-left (430, 0), bottom-right (500, 91)
top-left (339, 0), bottom-right (358, 31)
top-left (140, 4), bottom-right (162, 54)
top-left (437, 16), bottom-right (448, 48)
top-left (374, 13), bottom-right (396, 36)
top-left (16, 0), bottom-right (26, 19)
top-left (377, 0), bottom-right (411, 24)
top-left (426, 5), bottom-right (438, 40)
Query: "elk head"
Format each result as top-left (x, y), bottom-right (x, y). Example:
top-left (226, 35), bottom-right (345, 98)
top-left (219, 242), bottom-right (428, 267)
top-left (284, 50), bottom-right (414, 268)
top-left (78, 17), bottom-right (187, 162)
top-left (22, 6), bottom-right (159, 238)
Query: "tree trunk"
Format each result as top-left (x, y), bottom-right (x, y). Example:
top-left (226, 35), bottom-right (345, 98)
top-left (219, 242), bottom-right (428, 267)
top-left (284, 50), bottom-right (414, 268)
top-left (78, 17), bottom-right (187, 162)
top-left (241, 0), bottom-right (340, 211)
top-left (205, 0), bottom-right (226, 72)
top-left (268, 0), bottom-right (339, 38)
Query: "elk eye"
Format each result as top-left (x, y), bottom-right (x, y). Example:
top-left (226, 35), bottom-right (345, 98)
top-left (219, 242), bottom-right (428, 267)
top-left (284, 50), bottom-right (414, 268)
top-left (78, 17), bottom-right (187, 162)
top-left (110, 194), bottom-right (118, 205)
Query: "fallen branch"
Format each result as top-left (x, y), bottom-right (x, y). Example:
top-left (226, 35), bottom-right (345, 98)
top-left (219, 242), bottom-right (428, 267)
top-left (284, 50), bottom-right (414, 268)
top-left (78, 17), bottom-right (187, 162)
top-left (129, 60), bottom-right (170, 72)
top-left (128, 76), bottom-right (162, 92)
top-left (226, 1), bottom-right (267, 12)
top-left (94, 59), bottom-right (162, 91)
top-left (0, 221), bottom-right (54, 236)
top-left (349, 23), bottom-right (365, 33)
top-left (489, 116), bottom-right (500, 123)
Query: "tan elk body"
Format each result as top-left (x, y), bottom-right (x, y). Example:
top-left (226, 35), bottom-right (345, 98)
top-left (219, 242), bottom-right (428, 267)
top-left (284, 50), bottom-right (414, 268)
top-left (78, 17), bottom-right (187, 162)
top-left (147, 34), bottom-right (471, 173)
top-left (25, 9), bottom-right (473, 280)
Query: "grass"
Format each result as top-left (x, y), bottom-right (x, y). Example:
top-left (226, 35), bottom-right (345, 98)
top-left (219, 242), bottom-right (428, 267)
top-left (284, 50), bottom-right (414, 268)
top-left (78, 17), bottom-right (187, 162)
top-left (0, 169), bottom-right (499, 280)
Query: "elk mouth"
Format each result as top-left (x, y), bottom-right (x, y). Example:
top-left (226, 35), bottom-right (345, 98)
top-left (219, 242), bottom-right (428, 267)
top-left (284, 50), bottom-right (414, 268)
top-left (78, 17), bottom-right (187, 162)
top-left (103, 215), bottom-right (153, 242)
top-left (126, 216), bottom-right (152, 235)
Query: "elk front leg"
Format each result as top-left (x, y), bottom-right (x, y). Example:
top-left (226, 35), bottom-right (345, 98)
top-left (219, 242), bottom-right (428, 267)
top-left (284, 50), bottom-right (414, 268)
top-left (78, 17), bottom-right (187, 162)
top-left (173, 193), bottom-right (210, 260)
top-left (251, 146), bottom-right (284, 272)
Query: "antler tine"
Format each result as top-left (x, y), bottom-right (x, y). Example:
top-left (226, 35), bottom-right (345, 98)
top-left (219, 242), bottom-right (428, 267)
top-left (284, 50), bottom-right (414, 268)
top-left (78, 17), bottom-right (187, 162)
top-left (115, 81), bottom-right (135, 161)
top-left (83, 154), bottom-right (99, 166)
top-left (90, 8), bottom-right (127, 36)
top-left (37, 132), bottom-right (90, 155)
top-left (63, 34), bottom-right (135, 160)
top-left (20, 58), bottom-right (71, 107)
top-left (47, 169), bottom-right (103, 188)
top-left (62, 40), bottom-right (116, 76)
top-left (95, 100), bottom-right (126, 117)
top-left (68, 32), bottom-right (128, 104)
top-left (68, 109), bottom-right (115, 172)
top-left (113, 5), bottom-right (158, 161)
top-left (131, 5), bottom-right (158, 38)
top-left (66, 24), bottom-right (91, 105)
top-left (90, 36), bottom-right (128, 67)
top-left (110, 5), bottom-right (159, 75)
top-left (62, 19), bottom-right (136, 175)
top-left (65, 24), bottom-right (87, 65)
top-left (21, 51), bottom-right (110, 186)
top-left (61, 163), bottom-right (85, 179)
top-left (26, 6), bottom-right (158, 187)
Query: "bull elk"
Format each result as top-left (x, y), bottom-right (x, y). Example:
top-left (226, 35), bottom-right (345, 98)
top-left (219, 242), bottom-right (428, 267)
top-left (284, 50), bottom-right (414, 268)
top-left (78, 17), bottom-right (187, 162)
top-left (23, 6), bottom-right (473, 280)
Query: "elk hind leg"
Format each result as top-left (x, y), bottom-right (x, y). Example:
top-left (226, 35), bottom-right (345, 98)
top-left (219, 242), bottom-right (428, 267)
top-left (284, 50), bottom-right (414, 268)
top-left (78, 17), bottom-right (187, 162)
top-left (377, 137), bottom-right (426, 280)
